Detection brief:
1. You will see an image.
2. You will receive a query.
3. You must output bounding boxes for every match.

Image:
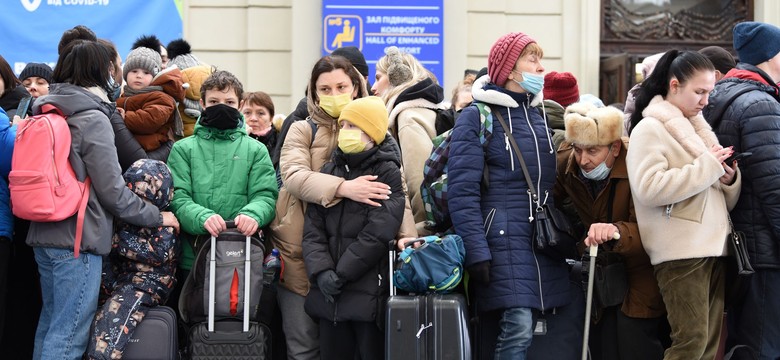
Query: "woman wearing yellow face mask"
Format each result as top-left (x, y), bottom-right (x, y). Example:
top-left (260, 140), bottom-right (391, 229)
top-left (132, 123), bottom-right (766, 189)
top-left (302, 96), bottom-right (406, 359)
top-left (269, 56), bottom-right (417, 359)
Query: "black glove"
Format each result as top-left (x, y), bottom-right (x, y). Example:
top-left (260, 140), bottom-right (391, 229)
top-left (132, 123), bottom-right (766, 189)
top-left (468, 261), bottom-right (491, 284)
top-left (316, 270), bottom-right (343, 303)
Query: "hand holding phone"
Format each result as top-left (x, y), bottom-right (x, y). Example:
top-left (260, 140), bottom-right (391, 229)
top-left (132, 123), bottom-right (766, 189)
top-left (725, 151), bottom-right (752, 164)
top-left (15, 96), bottom-right (32, 119)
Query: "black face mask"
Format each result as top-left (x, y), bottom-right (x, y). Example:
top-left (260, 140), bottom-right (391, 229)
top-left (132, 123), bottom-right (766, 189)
top-left (199, 103), bottom-right (242, 130)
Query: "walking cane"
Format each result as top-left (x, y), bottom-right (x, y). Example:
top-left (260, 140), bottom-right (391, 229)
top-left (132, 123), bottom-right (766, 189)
top-left (581, 232), bottom-right (620, 360)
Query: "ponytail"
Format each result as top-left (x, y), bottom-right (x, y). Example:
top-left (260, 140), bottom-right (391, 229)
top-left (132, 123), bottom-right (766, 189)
top-left (629, 50), bottom-right (715, 134)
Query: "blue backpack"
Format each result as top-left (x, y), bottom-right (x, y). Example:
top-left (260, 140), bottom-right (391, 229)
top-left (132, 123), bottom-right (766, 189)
top-left (393, 234), bottom-right (466, 293)
top-left (420, 102), bottom-right (493, 233)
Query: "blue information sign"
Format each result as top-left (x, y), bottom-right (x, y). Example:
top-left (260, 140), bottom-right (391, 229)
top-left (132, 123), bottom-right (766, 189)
top-left (322, 1), bottom-right (444, 87)
top-left (1, 0), bottom-right (183, 76)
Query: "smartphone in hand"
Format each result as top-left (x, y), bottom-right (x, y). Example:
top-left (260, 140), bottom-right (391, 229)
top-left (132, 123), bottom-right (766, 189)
top-left (15, 96), bottom-right (32, 119)
top-left (725, 151), bottom-right (752, 164)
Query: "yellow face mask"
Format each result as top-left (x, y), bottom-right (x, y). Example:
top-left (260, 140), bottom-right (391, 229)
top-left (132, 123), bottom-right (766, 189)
top-left (338, 129), bottom-right (367, 154)
top-left (319, 92), bottom-right (352, 118)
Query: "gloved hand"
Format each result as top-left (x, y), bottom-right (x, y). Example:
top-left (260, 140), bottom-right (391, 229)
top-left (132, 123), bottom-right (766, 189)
top-left (468, 261), bottom-right (491, 284)
top-left (316, 270), bottom-right (344, 303)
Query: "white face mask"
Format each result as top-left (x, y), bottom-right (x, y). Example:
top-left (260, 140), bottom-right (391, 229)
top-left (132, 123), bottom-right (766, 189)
top-left (579, 145), bottom-right (613, 181)
top-left (580, 161), bottom-right (611, 181)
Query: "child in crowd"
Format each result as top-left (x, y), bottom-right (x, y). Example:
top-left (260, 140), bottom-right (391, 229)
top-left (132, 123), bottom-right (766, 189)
top-left (19, 62), bottom-right (53, 99)
top-left (302, 96), bottom-right (405, 360)
top-left (167, 70), bottom-right (278, 295)
top-left (116, 46), bottom-right (185, 152)
top-left (86, 159), bottom-right (179, 359)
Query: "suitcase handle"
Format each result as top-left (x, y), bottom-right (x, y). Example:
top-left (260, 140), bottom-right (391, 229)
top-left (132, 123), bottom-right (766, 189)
top-left (388, 240), bottom-right (396, 296)
top-left (208, 221), bottom-right (253, 333)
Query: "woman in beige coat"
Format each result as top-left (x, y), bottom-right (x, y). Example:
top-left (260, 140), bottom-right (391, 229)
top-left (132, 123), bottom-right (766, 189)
top-left (271, 55), bottom-right (416, 360)
top-left (372, 47), bottom-right (447, 234)
top-left (626, 50), bottom-right (740, 360)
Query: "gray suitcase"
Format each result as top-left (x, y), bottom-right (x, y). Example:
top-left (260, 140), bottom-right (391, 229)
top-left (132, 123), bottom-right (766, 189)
top-left (186, 223), bottom-right (270, 359)
top-left (385, 242), bottom-right (471, 360)
top-left (122, 306), bottom-right (178, 360)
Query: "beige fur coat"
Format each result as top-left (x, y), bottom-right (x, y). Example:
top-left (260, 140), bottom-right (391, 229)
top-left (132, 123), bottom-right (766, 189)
top-left (626, 96), bottom-right (741, 265)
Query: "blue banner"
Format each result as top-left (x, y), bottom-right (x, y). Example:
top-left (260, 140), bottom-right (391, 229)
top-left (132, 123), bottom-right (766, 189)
top-left (321, 1), bottom-right (444, 87)
top-left (1, 0), bottom-right (183, 75)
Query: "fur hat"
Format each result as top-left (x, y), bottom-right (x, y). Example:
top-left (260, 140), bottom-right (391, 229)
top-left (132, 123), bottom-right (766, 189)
top-left (544, 71), bottom-right (579, 107)
top-left (488, 32), bottom-right (536, 87)
top-left (167, 38), bottom-right (201, 70)
top-left (384, 46), bottom-right (413, 86)
top-left (123, 47), bottom-right (162, 80)
top-left (338, 96), bottom-right (389, 144)
top-left (564, 102), bottom-right (624, 146)
top-left (733, 21), bottom-right (780, 65)
top-left (332, 46), bottom-right (369, 77)
top-left (19, 62), bottom-right (53, 83)
top-left (123, 159), bottom-right (174, 210)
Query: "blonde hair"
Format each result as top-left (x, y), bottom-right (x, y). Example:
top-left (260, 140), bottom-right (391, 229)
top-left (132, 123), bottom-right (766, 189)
top-left (376, 47), bottom-right (435, 105)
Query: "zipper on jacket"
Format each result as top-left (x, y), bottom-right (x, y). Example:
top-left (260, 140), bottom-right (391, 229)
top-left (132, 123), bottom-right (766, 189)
top-left (531, 245), bottom-right (546, 313)
top-left (521, 102), bottom-right (544, 197)
top-left (333, 196), bottom-right (349, 323)
top-left (665, 204), bottom-right (673, 219)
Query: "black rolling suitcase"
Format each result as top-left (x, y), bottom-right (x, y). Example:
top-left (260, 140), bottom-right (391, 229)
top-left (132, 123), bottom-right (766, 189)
top-left (122, 306), bottom-right (179, 360)
top-left (181, 222), bottom-right (271, 359)
top-left (385, 242), bottom-right (471, 360)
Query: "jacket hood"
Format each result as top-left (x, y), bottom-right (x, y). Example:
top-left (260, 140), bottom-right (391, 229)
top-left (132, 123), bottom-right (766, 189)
top-left (706, 66), bottom-right (779, 128)
top-left (471, 74), bottom-right (544, 108)
top-left (393, 78), bottom-right (444, 108)
top-left (34, 83), bottom-right (113, 118)
top-left (152, 65), bottom-right (186, 102)
top-left (332, 136), bottom-right (401, 170)
top-left (542, 99), bottom-right (565, 130)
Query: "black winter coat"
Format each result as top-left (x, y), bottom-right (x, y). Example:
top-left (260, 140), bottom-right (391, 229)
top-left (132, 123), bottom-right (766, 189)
top-left (704, 63), bottom-right (780, 269)
top-left (302, 140), bottom-right (405, 323)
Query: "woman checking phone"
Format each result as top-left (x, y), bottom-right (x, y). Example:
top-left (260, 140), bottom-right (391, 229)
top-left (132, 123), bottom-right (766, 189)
top-left (626, 50), bottom-right (741, 360)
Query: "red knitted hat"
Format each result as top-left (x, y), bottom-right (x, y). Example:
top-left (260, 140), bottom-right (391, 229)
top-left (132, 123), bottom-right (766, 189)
top-left (544, 71), bottom-right (579, 107)
top-left (488, 32), bottom-right (536, 87)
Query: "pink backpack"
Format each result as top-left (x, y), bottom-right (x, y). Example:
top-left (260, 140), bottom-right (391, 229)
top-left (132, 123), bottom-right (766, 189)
top-left (9, 104), bottom-right (91, 257)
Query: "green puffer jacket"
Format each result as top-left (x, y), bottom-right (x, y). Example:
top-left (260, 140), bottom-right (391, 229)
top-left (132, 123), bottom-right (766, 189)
top-left (169, 122), bottom-right (278, 270)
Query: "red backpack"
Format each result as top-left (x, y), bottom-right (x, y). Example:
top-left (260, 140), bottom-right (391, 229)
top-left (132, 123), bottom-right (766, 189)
top-left (9, 104), bottom-right (91, 257)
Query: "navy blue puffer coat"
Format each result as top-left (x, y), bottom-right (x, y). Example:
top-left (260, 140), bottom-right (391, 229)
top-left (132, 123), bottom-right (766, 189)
top-left (704, 64), bottom-right (780, 269)
top-left (448, 76), bottom-right (569, 312)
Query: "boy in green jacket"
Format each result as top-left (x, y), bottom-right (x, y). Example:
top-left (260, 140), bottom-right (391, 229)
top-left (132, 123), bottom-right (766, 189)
top-left (167, 70), bottom-right (278, 274)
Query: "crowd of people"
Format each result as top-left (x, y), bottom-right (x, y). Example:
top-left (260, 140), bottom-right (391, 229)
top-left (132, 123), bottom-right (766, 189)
top-left (1, 20), bottom-right (780, 360)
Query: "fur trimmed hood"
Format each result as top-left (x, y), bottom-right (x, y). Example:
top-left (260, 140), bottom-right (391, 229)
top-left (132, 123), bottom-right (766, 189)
top-left (641, 95), bottom-right (719, 158)
top-left (471, 74), bottom-right (544, 108)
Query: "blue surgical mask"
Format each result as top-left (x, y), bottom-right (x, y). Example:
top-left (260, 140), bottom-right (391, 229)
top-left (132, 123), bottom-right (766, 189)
top-left (106, 76), bottom-right (121, 102)
top-left (513, 71), bottom-right (544, 95)
top-left (580, 161), bottom-right (611, 181)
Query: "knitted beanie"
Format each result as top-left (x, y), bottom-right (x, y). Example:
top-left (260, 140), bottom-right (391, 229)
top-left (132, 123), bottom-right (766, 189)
top-left (332, 46), bottom-right (369, 77)
top-left (733, 21), bottom-right (780, 65)
top-left (123, 159), bottom-right (174, 210)
top-left (544, 71), bottom-right (579, 107)
top-left (167, 38), bottom-right (201, 70)
top-left (488, 32), bottom-right (536, 87)
top-left (19, 63), bottom-right (53, 83)
top-left (564, 102), bottom-right (624, 146)
top-left (123, 47), bottom-right (162, 80)
top-left (338, 96), bottom-right (389, 144)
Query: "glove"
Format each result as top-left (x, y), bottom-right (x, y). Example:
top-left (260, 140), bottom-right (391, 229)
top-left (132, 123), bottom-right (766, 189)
top-left (316, 270), bottom-right (344, 303)
top-left (468, 261), bottom-right (491, 284)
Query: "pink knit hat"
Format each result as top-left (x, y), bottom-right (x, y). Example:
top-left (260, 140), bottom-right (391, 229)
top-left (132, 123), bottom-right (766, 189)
top-left (488, 32), bottom-right (536, 87)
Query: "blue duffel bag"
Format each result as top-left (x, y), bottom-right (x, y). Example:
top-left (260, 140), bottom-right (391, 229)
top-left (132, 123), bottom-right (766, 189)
top-left (393, 234), bottom-right (466, 293)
